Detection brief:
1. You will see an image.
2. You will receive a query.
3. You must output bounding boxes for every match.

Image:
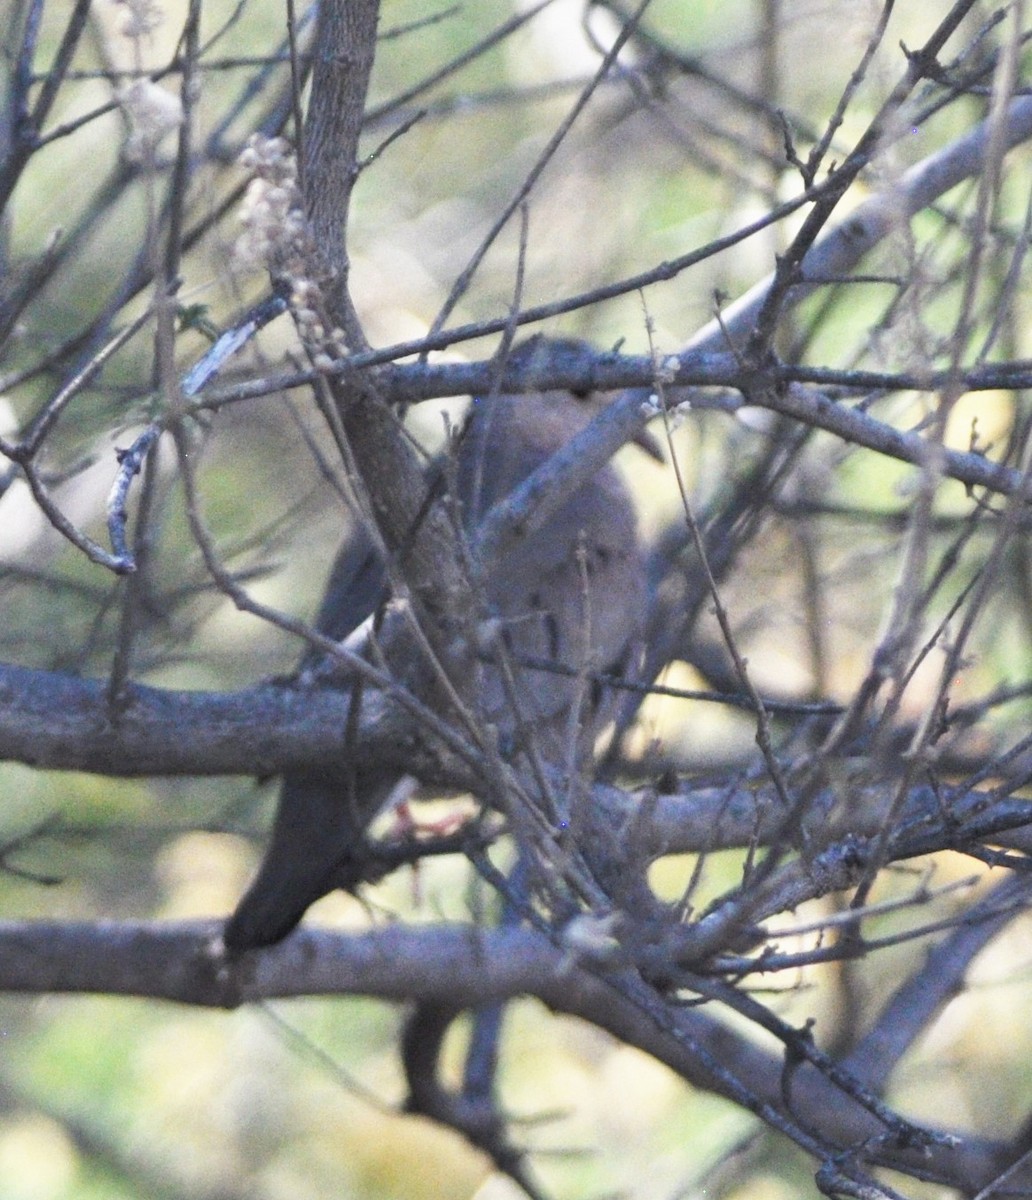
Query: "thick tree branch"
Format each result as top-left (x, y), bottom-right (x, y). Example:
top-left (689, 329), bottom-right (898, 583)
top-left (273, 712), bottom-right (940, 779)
top-left (3, 661), bottom-right (1032, 882)
top-left (0, 917), bottom-right (1020, 1193)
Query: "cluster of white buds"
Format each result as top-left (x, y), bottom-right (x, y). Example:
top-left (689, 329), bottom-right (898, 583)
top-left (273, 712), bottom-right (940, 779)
top-left (639, 353), bottom-right (692, 429)
top-left (112, 0), bottom-right (164, 38)
top-left (656, 354), bottom-right (681, 385)
top-left (117, 78), bottom-right (183, 164)
top-left (290, 278), bottom-right (348, 370)
top-left (236, 135), bottom-right (347, 367)
top-left (236, 135), bottom-right (307, 274)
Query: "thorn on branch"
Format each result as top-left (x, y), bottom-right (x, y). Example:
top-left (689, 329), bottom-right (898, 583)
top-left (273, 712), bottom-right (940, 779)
top-left (778, 109), bottom-right (814, 187)
top-left (900, 43), bottom-right (950, 85)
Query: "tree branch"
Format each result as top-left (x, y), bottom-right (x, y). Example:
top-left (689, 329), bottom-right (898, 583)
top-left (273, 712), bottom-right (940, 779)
top-left (0, 917), bottom-right (1019, 1194)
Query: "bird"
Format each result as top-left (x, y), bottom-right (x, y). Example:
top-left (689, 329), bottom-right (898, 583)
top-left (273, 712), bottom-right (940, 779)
top-left (223, 335), bottom-right (658, 951)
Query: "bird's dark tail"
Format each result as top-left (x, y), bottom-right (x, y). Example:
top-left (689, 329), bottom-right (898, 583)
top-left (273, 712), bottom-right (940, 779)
top-left (223, 769), bottom-right (356, 951)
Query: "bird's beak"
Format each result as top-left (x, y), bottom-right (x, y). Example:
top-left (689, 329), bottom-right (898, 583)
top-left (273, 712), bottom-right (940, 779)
top-left (633, 425), bottom-right (665, 462)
